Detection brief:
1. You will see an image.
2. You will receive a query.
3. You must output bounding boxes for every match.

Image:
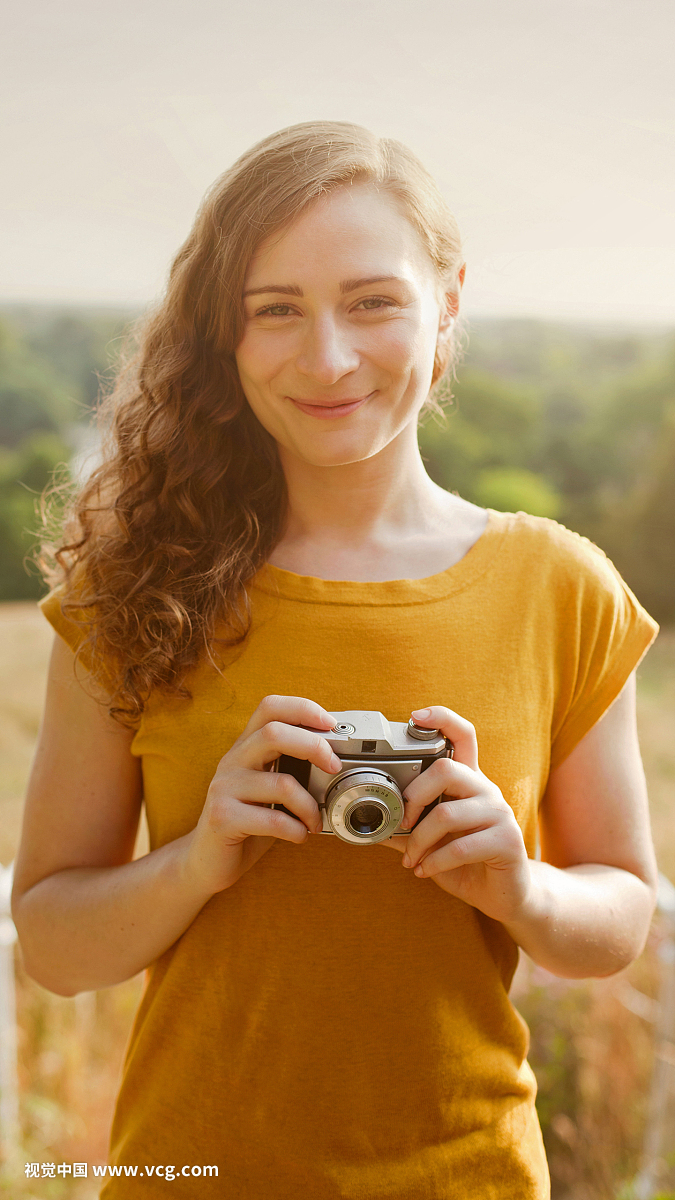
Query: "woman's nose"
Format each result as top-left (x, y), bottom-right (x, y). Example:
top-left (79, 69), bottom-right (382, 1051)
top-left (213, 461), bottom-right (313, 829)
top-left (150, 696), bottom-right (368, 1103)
top-left (295, 316), bottom-right (361, 384)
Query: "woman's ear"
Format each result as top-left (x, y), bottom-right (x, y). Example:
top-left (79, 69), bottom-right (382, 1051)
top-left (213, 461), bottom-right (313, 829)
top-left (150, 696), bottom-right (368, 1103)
top-left (438, 263), bottom-right (466, 332)
top-left (431, 265), bottom-right (465, 386)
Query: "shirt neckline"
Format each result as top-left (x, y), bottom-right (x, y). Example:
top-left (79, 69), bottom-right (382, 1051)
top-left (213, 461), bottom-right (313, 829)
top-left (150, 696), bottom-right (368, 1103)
top-left (250, 509), bottom-right (513, 606)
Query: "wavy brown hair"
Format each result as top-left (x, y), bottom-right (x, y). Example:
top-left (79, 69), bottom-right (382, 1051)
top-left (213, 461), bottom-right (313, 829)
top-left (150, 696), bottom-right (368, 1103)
top-left (35, 120), bottom-right (464, 727)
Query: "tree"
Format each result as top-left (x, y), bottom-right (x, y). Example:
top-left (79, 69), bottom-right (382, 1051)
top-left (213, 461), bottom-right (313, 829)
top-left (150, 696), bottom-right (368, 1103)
top-left (0, 318), bottom-right (76, 447)
top-left (419, 368), bottom-right (559, 515)
top-left (0, 432), bottom-right (72, 601)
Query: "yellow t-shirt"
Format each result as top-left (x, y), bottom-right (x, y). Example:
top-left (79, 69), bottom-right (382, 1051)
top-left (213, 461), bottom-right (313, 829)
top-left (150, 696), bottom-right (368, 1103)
top-left (38, 511), bottom-right (658, 1199)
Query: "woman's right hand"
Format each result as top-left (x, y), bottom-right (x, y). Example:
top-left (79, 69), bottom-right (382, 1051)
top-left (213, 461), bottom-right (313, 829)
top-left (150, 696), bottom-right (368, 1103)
top-left (182, 695), bottom-right (342, 898)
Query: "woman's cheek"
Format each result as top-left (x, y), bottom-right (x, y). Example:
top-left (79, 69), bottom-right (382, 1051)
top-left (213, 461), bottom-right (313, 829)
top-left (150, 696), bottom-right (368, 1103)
top-left (236, 331), bottom-right (295, 391)
top-left (369, 319), bottom-right (434, 384)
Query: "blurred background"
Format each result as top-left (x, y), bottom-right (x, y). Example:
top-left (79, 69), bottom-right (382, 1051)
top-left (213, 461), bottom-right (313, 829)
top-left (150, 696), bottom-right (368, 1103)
top-left (1, 0), bottom-right (674, 1196)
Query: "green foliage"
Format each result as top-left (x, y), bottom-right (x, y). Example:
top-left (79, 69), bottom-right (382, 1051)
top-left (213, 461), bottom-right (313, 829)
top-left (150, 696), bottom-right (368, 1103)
top-left (0, 307), bottom-right (131, 603)
top-left (616, 409), bottom-right (675, 620)
top-left (0, 320), bottom-right (75, 447)
top-left (420, 367), bottom-right (563, 519)
top-left (420, 369), bottom-right (543, 500)
top-left (473, 467), bottom-right (561, 518)
top-left (2, 305), bottom-right (131, 413)
top-left (0, 431), bottom-right (72, 601)
top-left (562, 348), bottom-right (675, 622)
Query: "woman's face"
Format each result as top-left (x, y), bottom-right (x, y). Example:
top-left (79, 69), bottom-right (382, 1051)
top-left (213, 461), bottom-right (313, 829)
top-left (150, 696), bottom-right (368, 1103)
top-left (235, 184), bottom-right (461, 469)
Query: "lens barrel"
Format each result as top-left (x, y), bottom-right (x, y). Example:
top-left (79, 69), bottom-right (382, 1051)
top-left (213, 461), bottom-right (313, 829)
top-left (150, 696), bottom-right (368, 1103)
top-left (324, 769), bottom-right (404, 844)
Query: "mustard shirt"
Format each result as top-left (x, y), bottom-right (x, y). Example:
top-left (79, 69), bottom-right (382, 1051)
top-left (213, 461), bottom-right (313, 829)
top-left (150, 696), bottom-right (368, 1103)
top-left (38, 511), bottom-right (659, 1199)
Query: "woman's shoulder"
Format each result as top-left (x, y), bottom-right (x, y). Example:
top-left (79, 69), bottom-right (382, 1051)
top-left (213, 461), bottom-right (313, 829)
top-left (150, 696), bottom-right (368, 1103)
top-left (492, 509), bottom-right (658, 642)
top-left (488, 510), bottom-right (658, 694)
top-left (38, 569), bottom-right (124, 700)
top-left (494, 510), bottom-right (623, 589)
top-left (38, 561), bottom-right (101, 646)
top-left (39, 572), bottom-right (87, 646)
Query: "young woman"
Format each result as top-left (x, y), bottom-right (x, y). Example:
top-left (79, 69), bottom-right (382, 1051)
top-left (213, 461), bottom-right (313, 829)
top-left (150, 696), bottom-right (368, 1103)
top-left (13, 122), bottom-right (658, 1198)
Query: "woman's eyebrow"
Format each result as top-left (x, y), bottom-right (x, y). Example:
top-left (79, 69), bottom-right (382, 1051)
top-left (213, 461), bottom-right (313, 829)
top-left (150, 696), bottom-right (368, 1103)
top-left (243, 283), bottom-right (303, 298)
top-left (340, 275), bottom-right (402, 293)
top-left (242, 275), bottom-right (404, 299)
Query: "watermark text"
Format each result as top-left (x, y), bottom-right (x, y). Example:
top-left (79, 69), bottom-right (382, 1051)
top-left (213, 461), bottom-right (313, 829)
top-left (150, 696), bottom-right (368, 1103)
top-left (25, 1162), bottom-right (218, 1181)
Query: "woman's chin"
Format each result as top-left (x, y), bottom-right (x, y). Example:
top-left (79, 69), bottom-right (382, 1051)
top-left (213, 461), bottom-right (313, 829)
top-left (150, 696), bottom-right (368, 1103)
top-left (285, 437), bottom-right (391, 470)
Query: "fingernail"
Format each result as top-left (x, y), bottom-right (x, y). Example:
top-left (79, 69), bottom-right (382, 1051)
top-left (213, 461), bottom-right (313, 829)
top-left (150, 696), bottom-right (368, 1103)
top-left (402, 854), bottom-right (411, 867)
top-left (411, 708), bottom-right (431, 719)
top-left (414, 864), bottom-right (425, 876)
top-left (400, 817), bottom-right (410, 829)
top-left (330, 753), bottom-right (342, 772)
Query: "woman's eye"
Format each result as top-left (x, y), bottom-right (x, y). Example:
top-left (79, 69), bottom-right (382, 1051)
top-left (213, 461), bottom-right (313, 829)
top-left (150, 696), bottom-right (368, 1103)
top-left (252, 297), bottom-right (397, 318)
top-left (256, 304), bottom-right (295, 317)
top-left (356, 296), bottom-right (397, 312)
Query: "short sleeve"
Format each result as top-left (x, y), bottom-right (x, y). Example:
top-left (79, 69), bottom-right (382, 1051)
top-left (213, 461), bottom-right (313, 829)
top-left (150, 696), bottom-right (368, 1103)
top-left (38, 582), bottom-right (118, 694)
top-left (549, 533), bottom-right (659, 769)
top-left (39, 585), bottom-right (87, 654)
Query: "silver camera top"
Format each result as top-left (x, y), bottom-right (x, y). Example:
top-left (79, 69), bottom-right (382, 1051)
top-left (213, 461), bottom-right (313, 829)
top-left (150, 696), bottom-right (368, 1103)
top-left (323, 711), bottom-right (447, 758)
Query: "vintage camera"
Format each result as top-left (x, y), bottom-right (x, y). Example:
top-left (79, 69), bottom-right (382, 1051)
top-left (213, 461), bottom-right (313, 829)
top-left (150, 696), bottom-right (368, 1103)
top-left (272, 710), bottom-right (452, 845)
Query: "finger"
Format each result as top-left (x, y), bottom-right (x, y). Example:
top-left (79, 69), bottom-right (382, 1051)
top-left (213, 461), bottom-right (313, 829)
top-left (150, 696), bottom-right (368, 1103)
top-left (379, 833), bottom-right (411, 855)
top-left (217, 767), bottom-right (323, 833)
top-left (238, 721), bottom-right (342, 776)
top-left (401, 758), bottom-right (483, 829)
top-left (211, 793), bottom-right (315, 846)
top-left (412, 827), bottom-right (515, 878)
top-left (402, 796), bottom-right (503, 867)
top-left (239, 695), bottom-right (335, 743)
top-left (409, 707), bottom-right (478, 770)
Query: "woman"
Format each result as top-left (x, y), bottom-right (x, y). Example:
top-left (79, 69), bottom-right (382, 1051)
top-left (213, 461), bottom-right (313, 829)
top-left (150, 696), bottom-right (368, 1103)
top-left (13, 122), bottom-right (658, 1198)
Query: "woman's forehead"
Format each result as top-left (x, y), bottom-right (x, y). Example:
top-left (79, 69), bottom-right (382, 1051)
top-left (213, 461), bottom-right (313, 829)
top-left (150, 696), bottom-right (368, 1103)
top-left (244, 185), bottom-right (436, 289)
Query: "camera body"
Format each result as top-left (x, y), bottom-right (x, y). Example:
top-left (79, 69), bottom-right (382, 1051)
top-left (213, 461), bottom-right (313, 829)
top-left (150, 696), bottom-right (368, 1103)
top-left (272, 710), bottom-right (452, 845)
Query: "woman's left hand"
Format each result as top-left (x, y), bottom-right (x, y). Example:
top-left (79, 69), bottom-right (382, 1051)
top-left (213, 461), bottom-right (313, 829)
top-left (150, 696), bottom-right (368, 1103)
top-left (383, 706), bottom-right (533, 924)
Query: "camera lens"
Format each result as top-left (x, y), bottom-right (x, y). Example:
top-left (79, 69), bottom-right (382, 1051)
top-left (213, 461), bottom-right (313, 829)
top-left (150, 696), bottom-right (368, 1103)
top-left (324, 769), bottom-right (404, 844)
top-left (347, 802), bottom-right (386, 836)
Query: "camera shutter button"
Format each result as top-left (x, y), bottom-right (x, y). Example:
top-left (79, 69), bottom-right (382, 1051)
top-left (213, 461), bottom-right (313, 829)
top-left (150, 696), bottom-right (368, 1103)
top-left (407, 718), bottom-right (441, 741)
top-left (331, 722), bottom-right (356, 735)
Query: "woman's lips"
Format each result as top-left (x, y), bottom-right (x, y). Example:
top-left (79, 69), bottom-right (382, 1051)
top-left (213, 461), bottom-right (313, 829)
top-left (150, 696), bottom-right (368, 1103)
top-left (289, 393), bottom-right (372, 419)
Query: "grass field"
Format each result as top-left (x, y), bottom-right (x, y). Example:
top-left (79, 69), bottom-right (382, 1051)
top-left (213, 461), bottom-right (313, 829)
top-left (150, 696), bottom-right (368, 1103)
top-left (0, 600), bottom-right (674, 1198)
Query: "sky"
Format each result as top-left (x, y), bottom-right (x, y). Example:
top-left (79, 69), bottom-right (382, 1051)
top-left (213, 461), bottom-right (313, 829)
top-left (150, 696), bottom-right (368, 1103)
top-left (1, 0), bottom-right (674, 324)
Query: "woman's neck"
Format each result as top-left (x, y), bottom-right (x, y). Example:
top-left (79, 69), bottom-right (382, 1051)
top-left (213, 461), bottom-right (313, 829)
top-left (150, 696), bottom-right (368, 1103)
top-left (269, 426), bottom-right (488, 582)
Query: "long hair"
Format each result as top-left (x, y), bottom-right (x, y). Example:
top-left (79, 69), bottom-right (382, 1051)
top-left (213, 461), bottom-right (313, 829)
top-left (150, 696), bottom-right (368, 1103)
top-left (35, 121), bottom-right (464, 727)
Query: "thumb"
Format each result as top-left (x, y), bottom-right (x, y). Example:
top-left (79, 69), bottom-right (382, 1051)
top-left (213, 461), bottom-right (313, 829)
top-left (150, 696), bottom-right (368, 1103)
top-left (379, 834), bottom-right (410, 855)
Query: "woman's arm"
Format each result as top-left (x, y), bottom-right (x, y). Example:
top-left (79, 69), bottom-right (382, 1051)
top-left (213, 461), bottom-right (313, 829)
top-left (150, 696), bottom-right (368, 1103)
top-left (387, 674), bottom-right (658, 979)
top-left (11, 633), bottom-right (214, 996)
top-left (12, 634), bottom-right (338, 996)
top-left (507, 671), bottom-right (657, 976)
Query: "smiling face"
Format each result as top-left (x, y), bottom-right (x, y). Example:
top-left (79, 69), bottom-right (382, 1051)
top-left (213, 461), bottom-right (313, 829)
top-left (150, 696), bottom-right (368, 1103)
top-left (235, 185), bottom-right (461, 470)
